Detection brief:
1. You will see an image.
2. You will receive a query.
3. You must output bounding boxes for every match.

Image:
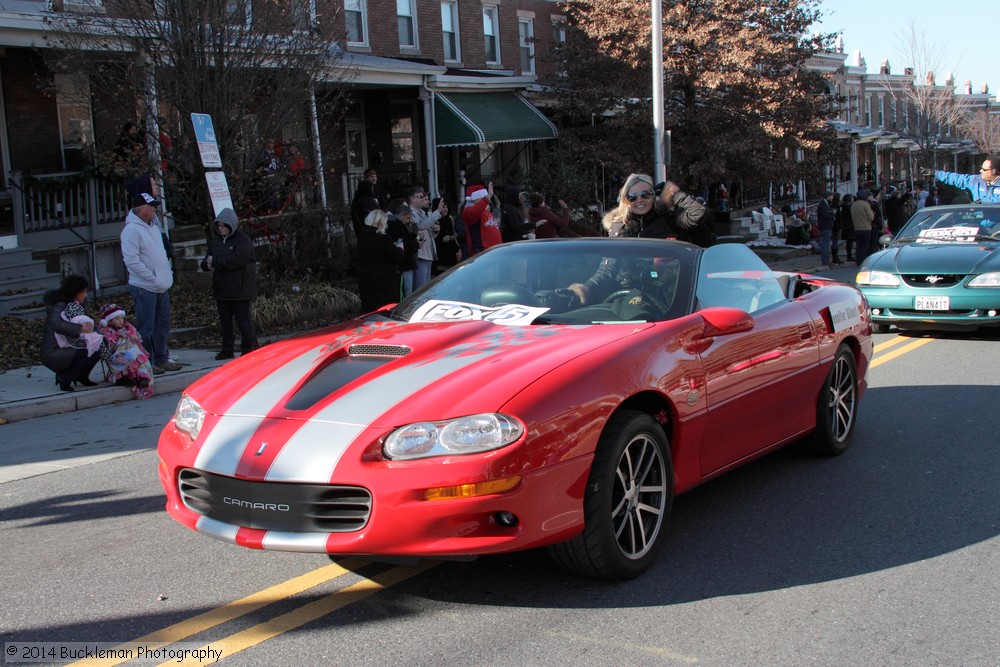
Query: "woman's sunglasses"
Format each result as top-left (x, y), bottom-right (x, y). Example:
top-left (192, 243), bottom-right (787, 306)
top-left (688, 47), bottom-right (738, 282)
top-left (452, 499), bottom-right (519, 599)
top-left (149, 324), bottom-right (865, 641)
top-left (626, 189), bottom-right (654, 203)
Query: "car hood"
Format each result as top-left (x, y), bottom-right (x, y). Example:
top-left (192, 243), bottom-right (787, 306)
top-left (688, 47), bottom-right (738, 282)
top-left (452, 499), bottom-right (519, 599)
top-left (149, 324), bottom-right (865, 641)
top-left (869, 241), bottom-right (1000, 274)
top-left (186, 317), bottom-right (655, 425)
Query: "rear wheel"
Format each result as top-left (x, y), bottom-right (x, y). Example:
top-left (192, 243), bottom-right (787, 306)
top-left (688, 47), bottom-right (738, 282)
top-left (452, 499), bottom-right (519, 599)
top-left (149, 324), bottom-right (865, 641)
top-left (808, 344), bottom-right (858, 456)
top-left (548, 410), bottom-right (673, 579)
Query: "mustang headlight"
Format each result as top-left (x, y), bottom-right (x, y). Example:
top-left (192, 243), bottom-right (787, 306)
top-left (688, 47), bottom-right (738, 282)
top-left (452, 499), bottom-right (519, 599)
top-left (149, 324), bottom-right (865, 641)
top-left (968, 272), bottom-right (1000, 288)
top-left (173, 394), bottom-right (206, 441)
top-left (384, 413), bottom-right (524, 461)
top-left (855, 270), bottom-right (900, 287)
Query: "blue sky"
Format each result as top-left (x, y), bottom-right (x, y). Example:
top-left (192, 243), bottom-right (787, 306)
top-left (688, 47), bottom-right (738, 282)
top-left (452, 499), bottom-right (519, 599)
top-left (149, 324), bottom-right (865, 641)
top-left (814, 0), bottom-right (993, 95)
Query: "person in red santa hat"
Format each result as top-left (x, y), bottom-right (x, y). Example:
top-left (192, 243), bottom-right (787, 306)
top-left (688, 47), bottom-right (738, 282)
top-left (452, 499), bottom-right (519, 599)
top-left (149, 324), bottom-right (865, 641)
top-left (98, 302), bottom-right (155, 399)
top-left (461, 182), bottom-right (502, 255)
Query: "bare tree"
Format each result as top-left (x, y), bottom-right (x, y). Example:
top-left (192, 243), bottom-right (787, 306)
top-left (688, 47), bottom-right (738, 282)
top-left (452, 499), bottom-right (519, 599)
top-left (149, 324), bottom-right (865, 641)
top-left (959, 109), bottom-right (1000, 155)
top-left (42, 0), bottom-right (352, 226)
top-left (879, 20), bottom-right (972, 170)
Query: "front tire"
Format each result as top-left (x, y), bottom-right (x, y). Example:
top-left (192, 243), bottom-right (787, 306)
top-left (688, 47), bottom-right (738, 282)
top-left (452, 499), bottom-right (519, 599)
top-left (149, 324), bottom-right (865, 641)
top-left (548, 410), bottom-right (673, 579)
top-left (808, 344), bottom-right (859, 456)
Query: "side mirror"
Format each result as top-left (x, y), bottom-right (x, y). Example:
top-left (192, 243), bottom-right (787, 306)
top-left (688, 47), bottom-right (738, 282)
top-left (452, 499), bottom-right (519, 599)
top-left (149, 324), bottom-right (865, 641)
top-left (699, 307), bottom-right (754, 337)
top-left (878, 233), bottom-right (893, 247)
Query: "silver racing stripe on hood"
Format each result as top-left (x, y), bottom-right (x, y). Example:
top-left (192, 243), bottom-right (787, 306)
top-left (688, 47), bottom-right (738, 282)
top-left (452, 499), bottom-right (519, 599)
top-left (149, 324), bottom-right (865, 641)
top-left (194, 345), bottom-right (331, 475)
top-left (265, 348), bottom-right (502, 483)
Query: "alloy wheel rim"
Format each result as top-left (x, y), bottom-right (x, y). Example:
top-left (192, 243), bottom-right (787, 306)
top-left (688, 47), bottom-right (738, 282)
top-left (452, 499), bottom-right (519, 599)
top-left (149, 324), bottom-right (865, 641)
top-left (611, 434), bottom-right (668, 560)
top-left (828, 356), bottom-right (856, 441)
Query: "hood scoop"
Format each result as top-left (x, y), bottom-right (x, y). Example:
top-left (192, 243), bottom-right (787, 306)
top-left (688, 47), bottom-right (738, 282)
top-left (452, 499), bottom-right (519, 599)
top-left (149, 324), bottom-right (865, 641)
top-left (348, 344), bottom-right (411, 357)
top-left (284, 351), bottom-right (406, 411)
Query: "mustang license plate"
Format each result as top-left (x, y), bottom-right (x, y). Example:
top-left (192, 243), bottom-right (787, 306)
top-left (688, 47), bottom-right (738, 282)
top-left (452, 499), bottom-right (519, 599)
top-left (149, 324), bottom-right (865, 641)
top-left (915, 296), bottom-right (949, 311)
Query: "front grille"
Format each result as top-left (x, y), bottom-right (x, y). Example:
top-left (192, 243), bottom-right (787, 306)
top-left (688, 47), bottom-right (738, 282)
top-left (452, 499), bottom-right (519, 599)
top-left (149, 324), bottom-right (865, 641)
top-left (901, 274), bottom-right (965, 288)
top-left (179, 468), bottom-right (372, 532)
top-left (348, 344), bottom-right (411, 357)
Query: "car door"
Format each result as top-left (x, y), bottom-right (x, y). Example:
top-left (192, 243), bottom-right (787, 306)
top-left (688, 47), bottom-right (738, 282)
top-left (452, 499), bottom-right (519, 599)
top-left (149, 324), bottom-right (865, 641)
top-left (693, 246), bottom-right (820, 476)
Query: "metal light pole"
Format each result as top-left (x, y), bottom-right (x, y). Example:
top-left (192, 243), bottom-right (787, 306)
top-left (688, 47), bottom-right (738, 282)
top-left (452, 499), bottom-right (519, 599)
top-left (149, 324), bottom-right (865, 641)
top-left (651, 0), bottom-right (666, 182)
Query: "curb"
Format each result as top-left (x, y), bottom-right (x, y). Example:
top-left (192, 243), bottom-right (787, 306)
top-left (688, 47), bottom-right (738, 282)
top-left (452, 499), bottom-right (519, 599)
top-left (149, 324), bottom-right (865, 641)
top-left (0, 368), bottom-right (203, 422)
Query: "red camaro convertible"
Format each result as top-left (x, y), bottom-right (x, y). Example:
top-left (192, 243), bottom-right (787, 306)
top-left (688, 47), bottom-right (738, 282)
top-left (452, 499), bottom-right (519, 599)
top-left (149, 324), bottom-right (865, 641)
top-left (158, 239), bottom-right (873, 579)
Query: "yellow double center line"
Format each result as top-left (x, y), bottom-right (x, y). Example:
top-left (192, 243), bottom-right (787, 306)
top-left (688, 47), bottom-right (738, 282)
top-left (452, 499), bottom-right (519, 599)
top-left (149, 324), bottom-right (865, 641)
top-left (67, 558), bottom-right (436, 667)
top-left (871, 334), bottom-right (933, 368)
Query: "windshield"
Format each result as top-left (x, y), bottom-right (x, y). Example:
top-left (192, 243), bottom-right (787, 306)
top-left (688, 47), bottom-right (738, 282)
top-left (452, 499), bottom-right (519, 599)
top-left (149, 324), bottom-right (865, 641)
top-left (382, 239), bottom-right (787, 326)
top-left (895, 206), bottom-right (1000, 244)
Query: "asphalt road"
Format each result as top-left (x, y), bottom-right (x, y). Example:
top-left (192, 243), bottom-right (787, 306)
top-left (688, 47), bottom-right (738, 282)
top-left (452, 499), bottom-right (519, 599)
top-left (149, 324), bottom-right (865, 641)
top-left (2, 321), bottom-right (999, 666)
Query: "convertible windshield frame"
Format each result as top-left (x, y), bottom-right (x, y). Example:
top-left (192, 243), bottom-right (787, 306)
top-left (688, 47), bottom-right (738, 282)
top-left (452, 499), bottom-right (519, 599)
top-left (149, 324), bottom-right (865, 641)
top-left (895, 206), bottom-right (1000, 244)
top-left (382, 238), bottom-right (786, 326)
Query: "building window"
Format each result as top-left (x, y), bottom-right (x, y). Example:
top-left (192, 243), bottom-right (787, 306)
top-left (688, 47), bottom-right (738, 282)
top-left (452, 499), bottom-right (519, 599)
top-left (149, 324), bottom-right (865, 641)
top-left (345, 0), bottom-right (368, 46)
top-left (552, 16), bottom-right (566, 46)
top-left (483, 5), bottom-right (500, 65)
top-left (518, 18), bottom-right (535, 75)
top-left (291, 0), bottom-right (317, 31)
top-left (865, 96), bottom-right (871, 126)
top-left (391, 104), bottom-right (416, 163)
top-left (890, 99), bottom-right (897, 130)
top-left (397, 0), bottom-right (417, 49)
top-left (878, 96), bottom-right (884, 127)
top-left (54, 74), bottom-right (94, 169)
top-left (224, 0), bottom-right (251, 25)
top-left (441, 1), bottom-right (461, 62)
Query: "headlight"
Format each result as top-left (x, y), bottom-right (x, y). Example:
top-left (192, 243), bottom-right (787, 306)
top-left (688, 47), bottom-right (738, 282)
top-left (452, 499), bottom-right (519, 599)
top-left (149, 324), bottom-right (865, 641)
top-left (383, 413), bottom-right (524, 460)
top-left (968, 272), bottom-right (1000, 288)
top-left (173, 394), bottom-right (206, 441)
top-left (855, 270), bottom-right (900, 287)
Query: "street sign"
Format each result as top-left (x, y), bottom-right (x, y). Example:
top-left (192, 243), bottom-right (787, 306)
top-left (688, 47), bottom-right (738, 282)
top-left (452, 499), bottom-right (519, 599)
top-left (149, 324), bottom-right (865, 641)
top-left (191, 113), bottom-right (222, 168)
top-left (205, 171), bottom-right (234, 217)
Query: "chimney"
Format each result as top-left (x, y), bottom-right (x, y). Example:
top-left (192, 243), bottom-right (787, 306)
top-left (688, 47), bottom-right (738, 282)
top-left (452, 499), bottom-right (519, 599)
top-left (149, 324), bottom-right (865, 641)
top-left (880, 59), bottom-right (890, 75)
top-left (925, 71), bottom-right (935, 85)
top-left (964, 80), bottom-right (972, 95)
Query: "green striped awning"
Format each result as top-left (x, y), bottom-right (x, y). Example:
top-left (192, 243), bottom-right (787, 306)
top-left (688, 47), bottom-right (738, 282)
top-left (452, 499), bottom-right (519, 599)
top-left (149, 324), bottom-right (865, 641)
top-left (434, 92), bottom-right (558, 147)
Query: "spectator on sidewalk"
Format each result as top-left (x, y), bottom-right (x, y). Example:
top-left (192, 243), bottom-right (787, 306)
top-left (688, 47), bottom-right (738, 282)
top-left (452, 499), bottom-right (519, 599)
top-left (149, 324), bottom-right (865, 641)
top-left (121, 192), bottom-right (181, 374)
top-left (839, 194), bottom-right (856, 262)
top-left (200, 208), bottom-right (258, 360)
top-left (851, 189), bottom-right (875, 263)
top-left (97, 302), bottom-right (154, 399)
top-left (356, 208), bottom-right (406, 311)
top-left (816, 190), bottom-right (836, 267)
top-left (527, 192), bottom-right (570, 239)
top-left (41, 274), bottom-right (103, 392)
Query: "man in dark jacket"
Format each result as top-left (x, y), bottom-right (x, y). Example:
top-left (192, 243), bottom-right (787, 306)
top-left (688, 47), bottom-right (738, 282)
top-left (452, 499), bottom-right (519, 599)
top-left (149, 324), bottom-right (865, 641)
top-left (884, 187), bottom-right (912, 236)
top-left (816, 190), bottom-right (836, 267)
top-left (200, 208), bottom-right (258, 360)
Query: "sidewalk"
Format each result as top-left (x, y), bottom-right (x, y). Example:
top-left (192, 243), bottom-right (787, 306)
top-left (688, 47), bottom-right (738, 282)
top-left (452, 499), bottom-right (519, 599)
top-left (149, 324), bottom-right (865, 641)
top-left (0, 245), bottom-right (834, 423)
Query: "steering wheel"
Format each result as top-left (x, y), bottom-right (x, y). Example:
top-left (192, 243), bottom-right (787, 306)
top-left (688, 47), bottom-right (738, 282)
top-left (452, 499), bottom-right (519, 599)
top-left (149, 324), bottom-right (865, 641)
top-left (602, 288), bottom-right (671, 319)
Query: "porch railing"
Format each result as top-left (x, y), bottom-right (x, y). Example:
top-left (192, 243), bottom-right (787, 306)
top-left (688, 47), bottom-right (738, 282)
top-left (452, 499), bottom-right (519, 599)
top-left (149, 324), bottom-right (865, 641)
top-left (10, 171), bottom-right (128, 238)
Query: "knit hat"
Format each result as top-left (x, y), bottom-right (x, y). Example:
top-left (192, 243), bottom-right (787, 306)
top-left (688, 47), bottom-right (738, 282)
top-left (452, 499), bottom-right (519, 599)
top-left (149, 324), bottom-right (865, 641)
top-left (100, 302), bottom-right (126, 327)
top-left (465, 185), bottom-right (488, 202)
top-left (856, 189), bottom-right (871, 199)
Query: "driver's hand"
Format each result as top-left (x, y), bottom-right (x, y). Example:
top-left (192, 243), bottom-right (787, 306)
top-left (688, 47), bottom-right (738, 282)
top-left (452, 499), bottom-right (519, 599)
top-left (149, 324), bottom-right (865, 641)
top-left (567, 283), bottom-right (589, 305)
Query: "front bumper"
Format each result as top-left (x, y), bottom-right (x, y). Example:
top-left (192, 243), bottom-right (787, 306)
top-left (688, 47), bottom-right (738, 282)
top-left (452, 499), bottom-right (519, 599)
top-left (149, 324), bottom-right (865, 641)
top-left (157, 425), bottom-right (592, 558)
top-left (861, 286), bottom-right (1000, 330)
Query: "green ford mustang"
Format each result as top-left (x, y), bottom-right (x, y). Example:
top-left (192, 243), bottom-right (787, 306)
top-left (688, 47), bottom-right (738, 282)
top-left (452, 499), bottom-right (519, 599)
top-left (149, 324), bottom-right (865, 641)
top-left (856, 204), bottom-right (1000, 333)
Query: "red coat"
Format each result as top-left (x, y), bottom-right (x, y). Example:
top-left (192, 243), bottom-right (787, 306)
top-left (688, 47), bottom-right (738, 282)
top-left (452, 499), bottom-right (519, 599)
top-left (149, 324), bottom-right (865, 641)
top-left (462, 198), bottom-right (502, 254)
top-left (528, 204), bottom-right (569, 239)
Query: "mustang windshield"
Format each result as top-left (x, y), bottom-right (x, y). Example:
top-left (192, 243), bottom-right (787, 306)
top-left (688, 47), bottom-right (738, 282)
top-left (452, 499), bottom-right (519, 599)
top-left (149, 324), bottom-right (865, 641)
top-left (895, 207), bottom-right (1000, 244)
top-left (385, 239), bottom-right (785, 325)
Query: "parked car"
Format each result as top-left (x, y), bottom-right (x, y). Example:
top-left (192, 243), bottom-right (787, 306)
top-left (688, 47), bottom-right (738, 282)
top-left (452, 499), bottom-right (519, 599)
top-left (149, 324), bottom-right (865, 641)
top-left (856, 204), bottom-right (1000, 333)
top-left (158, 239), bottom-right (872, 579)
